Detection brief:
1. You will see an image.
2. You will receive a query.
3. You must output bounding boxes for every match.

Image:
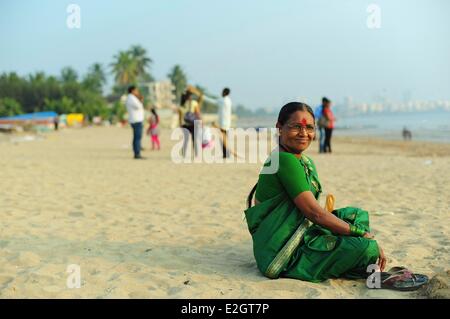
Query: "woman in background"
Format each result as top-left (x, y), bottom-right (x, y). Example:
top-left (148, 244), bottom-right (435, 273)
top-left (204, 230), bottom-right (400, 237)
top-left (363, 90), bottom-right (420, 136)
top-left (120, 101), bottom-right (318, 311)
top-left (178, 86), bottom-right (203, 157)
top-left (322, 102), bottom-right (335, 153)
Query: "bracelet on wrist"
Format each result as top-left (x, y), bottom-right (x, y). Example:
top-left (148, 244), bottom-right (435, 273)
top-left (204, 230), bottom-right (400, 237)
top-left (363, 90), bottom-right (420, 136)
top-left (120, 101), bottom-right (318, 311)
top-left (349, 225), bottom-right (365, 237)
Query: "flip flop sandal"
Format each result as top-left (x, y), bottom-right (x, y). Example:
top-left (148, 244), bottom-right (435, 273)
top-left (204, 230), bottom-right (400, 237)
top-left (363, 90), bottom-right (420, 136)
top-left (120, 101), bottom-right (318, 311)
top-left (386, 266), bottom-right (409, 274)
top-left (380, 268), bottom-right (429, 291)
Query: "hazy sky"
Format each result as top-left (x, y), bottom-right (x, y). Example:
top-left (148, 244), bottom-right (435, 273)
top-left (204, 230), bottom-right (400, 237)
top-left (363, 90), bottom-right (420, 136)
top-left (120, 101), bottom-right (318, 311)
top-left (1, 0), bottom-right (449, 109)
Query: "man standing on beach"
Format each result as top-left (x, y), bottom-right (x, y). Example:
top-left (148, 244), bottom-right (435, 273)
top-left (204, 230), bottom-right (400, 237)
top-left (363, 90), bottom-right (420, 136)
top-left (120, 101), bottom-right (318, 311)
top-left (315, 97), bottom-right (330, 153)
top-left (125, 85), bottom-right (145, 159)
top-left (217, 88), bottom-right (232, 158)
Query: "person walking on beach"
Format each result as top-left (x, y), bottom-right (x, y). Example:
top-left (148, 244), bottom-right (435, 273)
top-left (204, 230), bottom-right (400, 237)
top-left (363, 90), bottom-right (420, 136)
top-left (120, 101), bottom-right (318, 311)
top-left (402, 127), bottom-right (412, 141)
top-left (126, 85), bottom-right (145, 159)
top-left (178, 86), bottom-right (203, 157)
top-left (147, 108), bottom-right (161, 150)
top-left (322, 99), bottom-right (336, 153)
top-left (315, 97), bottom-right (329, 153)
top-left (54, 114), bottom-right (59, 131)
top-left (217, 87), bottom-right (232, 158)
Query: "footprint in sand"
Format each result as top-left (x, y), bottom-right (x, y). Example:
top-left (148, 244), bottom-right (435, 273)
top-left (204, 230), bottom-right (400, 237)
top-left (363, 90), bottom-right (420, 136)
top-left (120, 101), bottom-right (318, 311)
top-left (0, 275), bottom-right (14, 289)
top-left (167, 286), bottom-right (183, 295)
top-left (128, 291), bottom-right (148, 298)
top-left (306, 288), bottom-right (321, 298)
top-left (68, 211), bottom-right (84, 217)
top-left (88, 269), bottom-right (101, 276)
top-left (434, 247), bottom-right (449, 255)
top-left (109, 273), bottom-right (121, 281)
top-left (0, 240), bottom-right (9, 248)
top-left (95, 213), bottom-right (106, 220)
top-left (391, 250), bottom-right (407, 258)
top-left (211, 202), bottom-right (221, 208)
top-left (103, 286), bottom-right (116, 296)
top-left (11, 252), bottom-right (41, 268)
top-left (123, 264), bottom-right (141, 273)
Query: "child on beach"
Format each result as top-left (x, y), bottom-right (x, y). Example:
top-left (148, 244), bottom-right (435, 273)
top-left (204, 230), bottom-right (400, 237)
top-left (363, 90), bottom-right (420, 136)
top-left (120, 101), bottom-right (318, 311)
top-left (147, 108), bottom-right (160, 150)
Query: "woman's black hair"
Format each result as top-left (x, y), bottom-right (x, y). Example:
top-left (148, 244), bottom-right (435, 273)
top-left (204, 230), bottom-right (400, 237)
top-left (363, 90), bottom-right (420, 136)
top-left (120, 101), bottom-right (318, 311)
top-left (247, 102), bottom-right (314, 209)
top-left (247, 183), bottom-right (258, 209)
top-left (180, 93), bottom-right (186, 106)
top-left (277, 102), bottom-right (315, 125)
top-left (180, 91), bottom-right (191, 106)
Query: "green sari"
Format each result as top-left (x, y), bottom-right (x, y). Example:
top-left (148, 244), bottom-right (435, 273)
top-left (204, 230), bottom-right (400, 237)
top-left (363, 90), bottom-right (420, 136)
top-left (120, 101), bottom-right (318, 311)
top-left (245, 152), bottom-right (379, 282)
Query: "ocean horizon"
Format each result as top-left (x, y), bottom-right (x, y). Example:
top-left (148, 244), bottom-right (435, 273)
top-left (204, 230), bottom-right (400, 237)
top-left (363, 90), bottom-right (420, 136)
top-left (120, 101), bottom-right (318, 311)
top-left (237, 110), bottom-right (450, 144)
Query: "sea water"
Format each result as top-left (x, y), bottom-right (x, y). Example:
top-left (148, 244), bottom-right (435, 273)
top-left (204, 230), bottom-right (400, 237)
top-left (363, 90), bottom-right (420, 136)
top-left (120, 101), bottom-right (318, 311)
top-left (237, 111), bottom-right (450, 143)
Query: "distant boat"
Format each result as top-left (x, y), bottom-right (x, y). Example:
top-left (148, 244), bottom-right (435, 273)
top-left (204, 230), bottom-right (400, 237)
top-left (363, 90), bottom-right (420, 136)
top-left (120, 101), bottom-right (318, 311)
top-left (0, 111), bottom-right (57, 125)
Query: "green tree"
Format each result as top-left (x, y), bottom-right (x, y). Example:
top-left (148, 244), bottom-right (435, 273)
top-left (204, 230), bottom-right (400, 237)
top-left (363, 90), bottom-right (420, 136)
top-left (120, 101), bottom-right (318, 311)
top-left (0, 97), bottom-right (22, 117)
top-left (44, 96), bottom-right (76, 114)
top-left (77, 90), bottom-right (109, 119)
top-left (0, 73), bottom-right (25, 105)
top-left (167, 65), bottom-right (187, 103)
top-left (83, 63), bottom-right (106, 94)
top-left (89, 63), bottom-right (106, 84)
top-left (60, 67), bottom-right (78, 84)
top-left (129, 44), bottom-right (153, 82)
top-left (110, 51), bottom-right (138, 94)
top-left (0, 69), bottom-right (109, 119)
top-left (25, 72), bottom-right (57, 112)
top-left (110, 100), bottom-right (127, 123)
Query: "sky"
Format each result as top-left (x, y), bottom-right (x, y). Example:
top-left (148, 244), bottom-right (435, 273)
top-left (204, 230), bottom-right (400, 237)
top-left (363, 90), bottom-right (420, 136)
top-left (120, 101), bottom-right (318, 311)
top-left (1, 0), bottom-right (449, 110)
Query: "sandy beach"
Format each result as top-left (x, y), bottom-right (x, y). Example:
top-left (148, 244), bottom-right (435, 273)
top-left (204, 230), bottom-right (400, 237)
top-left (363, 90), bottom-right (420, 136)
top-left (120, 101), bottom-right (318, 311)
top-left (0, 126), bottom-right (449, 299)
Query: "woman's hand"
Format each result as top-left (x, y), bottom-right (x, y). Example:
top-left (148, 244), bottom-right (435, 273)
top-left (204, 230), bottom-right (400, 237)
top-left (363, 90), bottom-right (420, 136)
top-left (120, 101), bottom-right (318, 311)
top-left (363, 233), bottom-right (386, 271)
top-left (377, 245), bottom-right (387, 272)
top-left (363, 232), bottom-right (375, 239)
top-left (293, 191), bottom-right (362, 236)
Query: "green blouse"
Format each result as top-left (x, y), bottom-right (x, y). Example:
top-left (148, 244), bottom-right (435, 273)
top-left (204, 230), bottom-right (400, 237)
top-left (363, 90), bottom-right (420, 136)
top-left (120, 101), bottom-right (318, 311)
top-left (255, 151), bottom-right (322, 202)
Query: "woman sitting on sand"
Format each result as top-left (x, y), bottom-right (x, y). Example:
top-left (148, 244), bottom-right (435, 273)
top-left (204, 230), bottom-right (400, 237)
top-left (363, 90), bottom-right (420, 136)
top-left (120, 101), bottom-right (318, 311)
top-left (245, 102), bottom-right (427, 290)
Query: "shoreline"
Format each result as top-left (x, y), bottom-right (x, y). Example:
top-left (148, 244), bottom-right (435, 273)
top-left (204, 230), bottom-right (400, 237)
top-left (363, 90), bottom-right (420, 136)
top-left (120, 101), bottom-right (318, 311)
top-left (2, 126), bottom-right (449, 151)
top-left (332, 135), bottom-right (450, 157)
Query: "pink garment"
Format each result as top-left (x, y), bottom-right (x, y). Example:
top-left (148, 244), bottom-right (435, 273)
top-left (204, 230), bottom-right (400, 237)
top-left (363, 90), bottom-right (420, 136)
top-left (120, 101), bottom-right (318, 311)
top-left (148, 114), bottom-right (159, 136)
top-left (202, 140), bottom-right (214, 149)
top-left (150, 123), bottom-right (159, 136)
top-left (151, 134), bottom-right (160, 149)
top-left (323, 108), bottom-right (336, 129)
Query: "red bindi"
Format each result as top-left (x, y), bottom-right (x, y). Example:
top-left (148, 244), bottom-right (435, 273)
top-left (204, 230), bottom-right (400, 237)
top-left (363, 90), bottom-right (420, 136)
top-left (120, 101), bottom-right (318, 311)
top-left (300, 118), bottom-right (307, 127)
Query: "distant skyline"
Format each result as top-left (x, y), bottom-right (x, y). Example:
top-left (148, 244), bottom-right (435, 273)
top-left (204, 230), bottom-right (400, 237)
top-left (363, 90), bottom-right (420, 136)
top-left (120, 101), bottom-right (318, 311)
top-left (1, 0), bottom-right (449, 109)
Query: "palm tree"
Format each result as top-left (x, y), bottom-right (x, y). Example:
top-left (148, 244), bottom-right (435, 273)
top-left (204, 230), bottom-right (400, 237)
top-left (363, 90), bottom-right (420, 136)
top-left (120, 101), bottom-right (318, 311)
top-left (28, 71), bottom-right (51, 112)
top-left (129, 45), bottom-right (153, 82)
top-left (60, 67), bottom-right (78, 83)
top-left (88, 63), bottom-right (106, 85)
top-left (28, 71), bottom-right (46, 84)
top-left (83, 63), bottom-right (106, 93)
top-left (167, 65), bottom-right (187, 103)
top-left (110, 51), bottom-right (138, 86)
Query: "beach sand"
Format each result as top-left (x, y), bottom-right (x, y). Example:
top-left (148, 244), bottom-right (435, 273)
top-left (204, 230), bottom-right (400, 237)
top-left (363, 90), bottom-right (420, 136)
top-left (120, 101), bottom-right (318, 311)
top-left (0, 126), bottom-right (449, 298)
